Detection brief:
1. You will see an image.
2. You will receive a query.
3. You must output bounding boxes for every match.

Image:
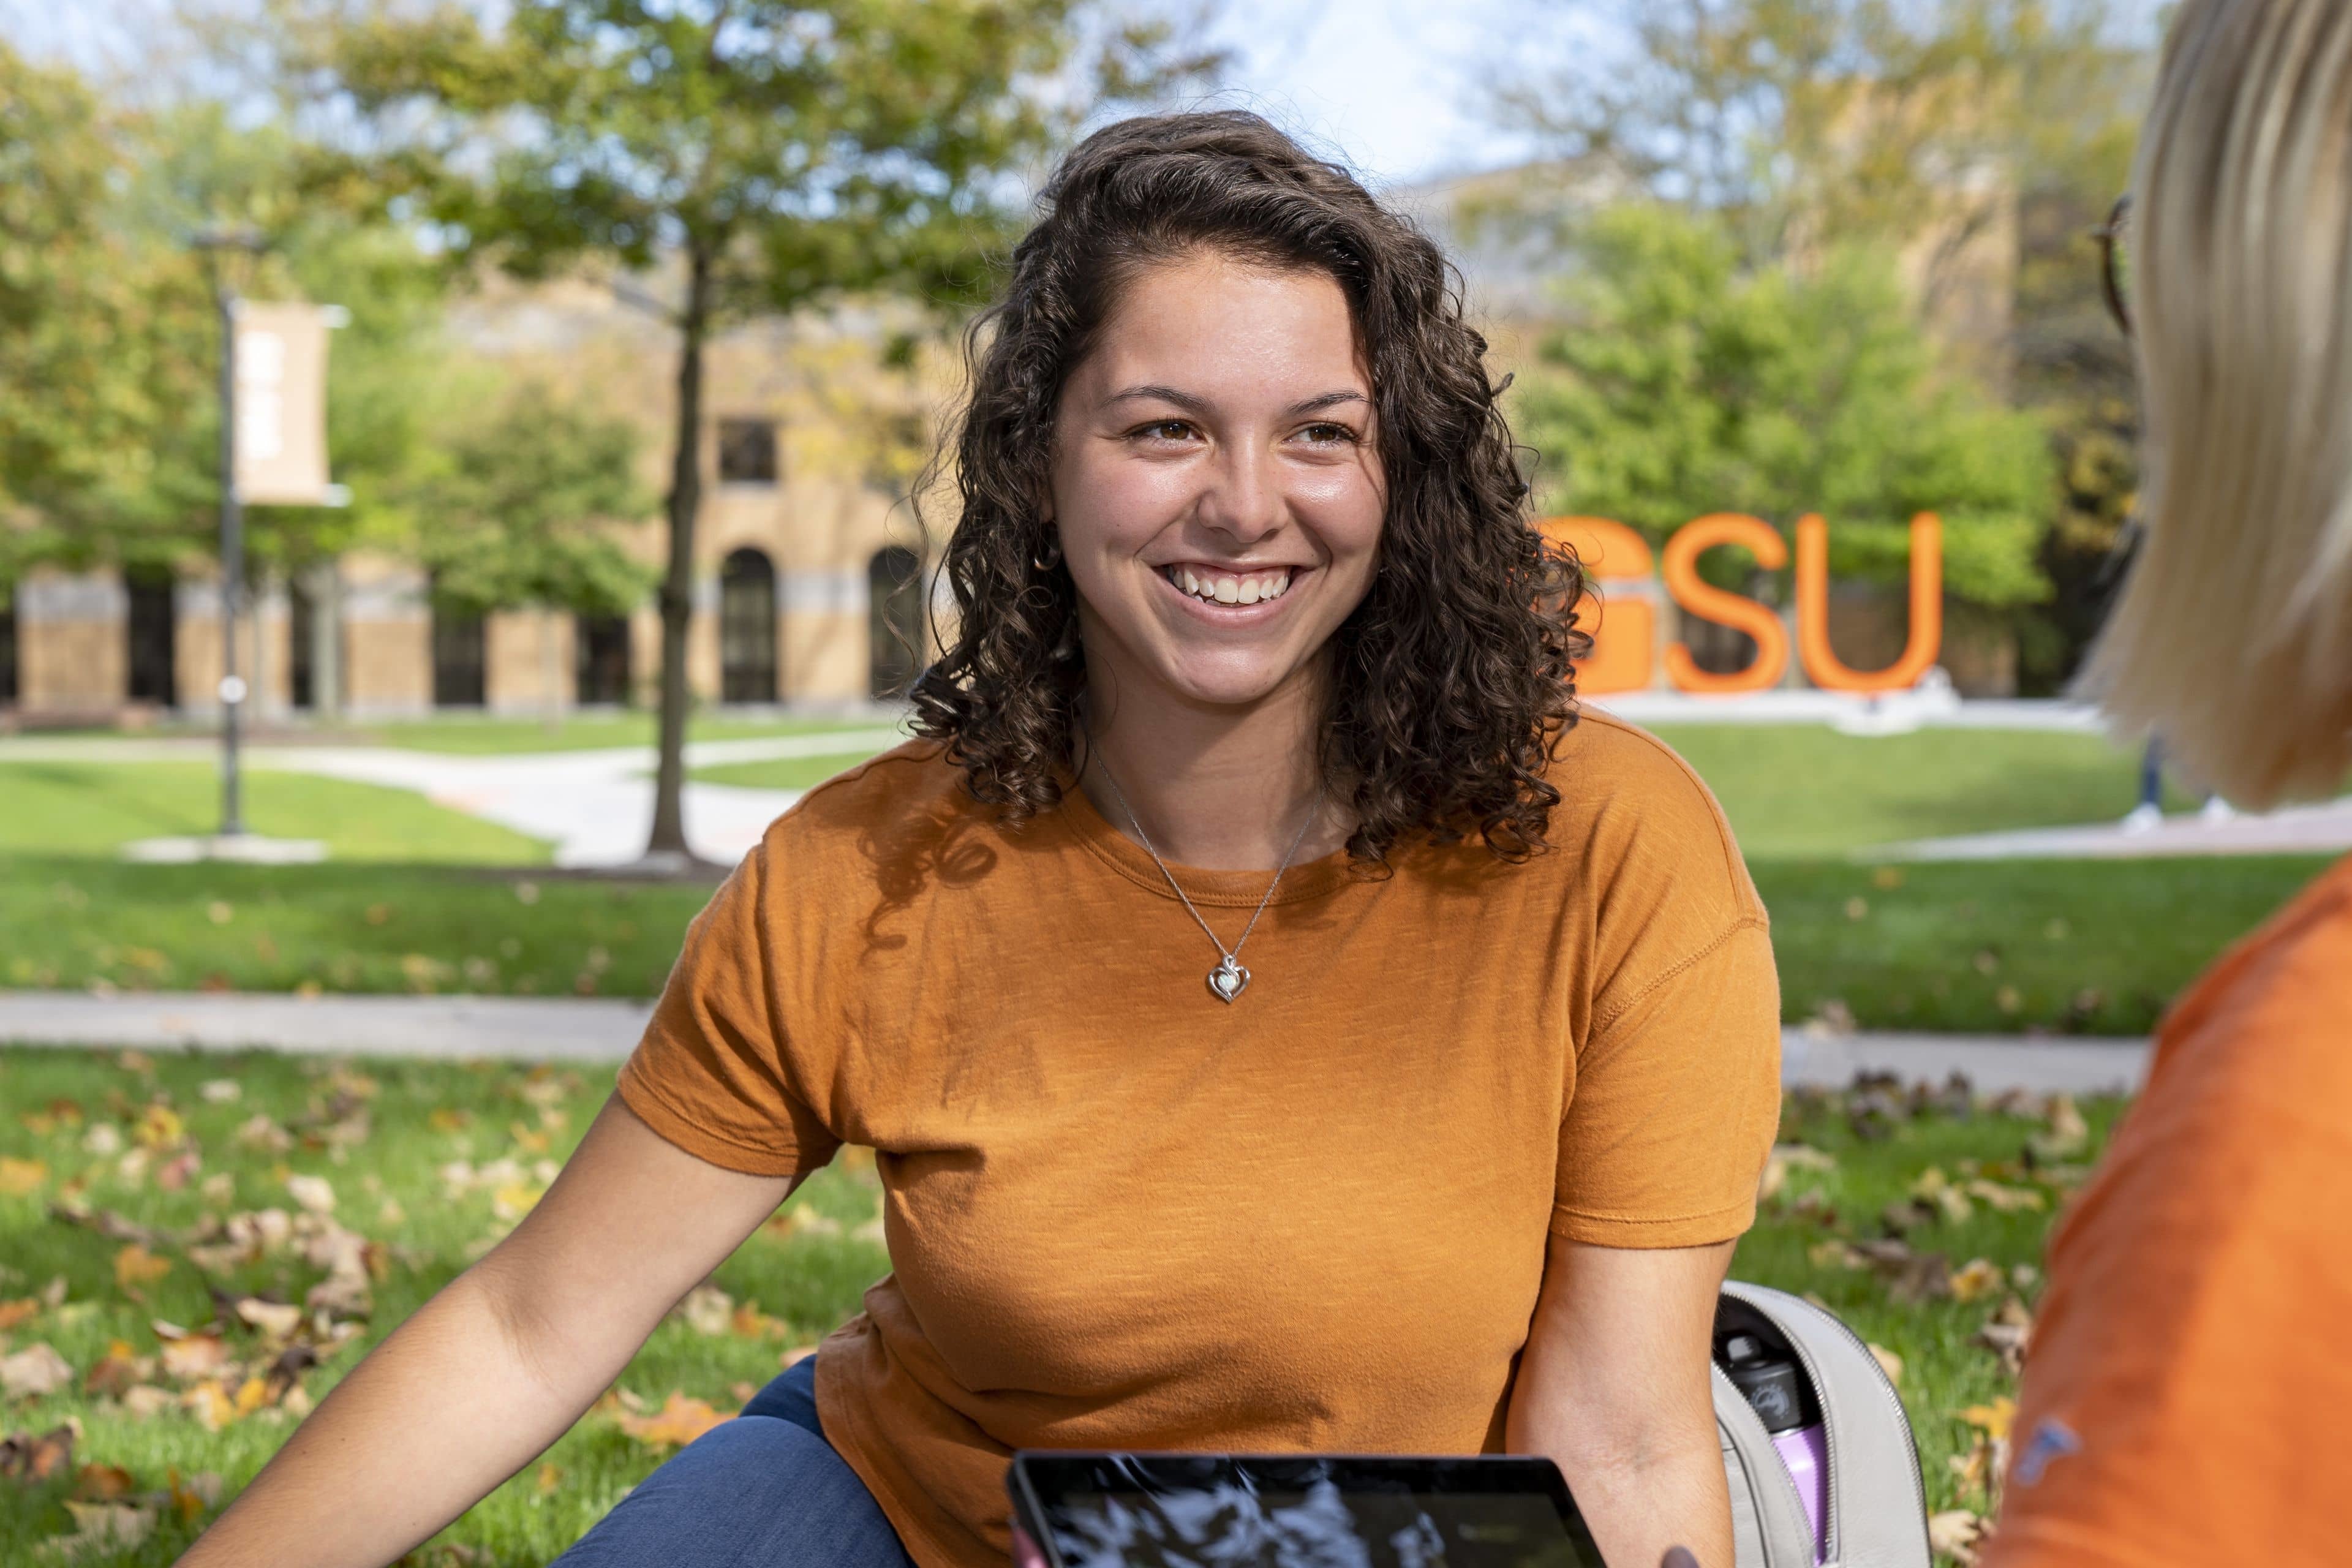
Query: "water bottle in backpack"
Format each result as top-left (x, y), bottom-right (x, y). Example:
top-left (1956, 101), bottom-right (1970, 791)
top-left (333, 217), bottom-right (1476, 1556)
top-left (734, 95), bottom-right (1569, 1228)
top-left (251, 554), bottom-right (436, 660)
top-left (1711, 1282), bottom-right (1931, 1568)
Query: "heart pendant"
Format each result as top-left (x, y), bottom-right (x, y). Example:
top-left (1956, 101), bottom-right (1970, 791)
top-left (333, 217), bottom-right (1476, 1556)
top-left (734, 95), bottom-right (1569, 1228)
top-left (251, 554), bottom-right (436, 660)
top-left (1207, 957), bottom-right (1250, 1004)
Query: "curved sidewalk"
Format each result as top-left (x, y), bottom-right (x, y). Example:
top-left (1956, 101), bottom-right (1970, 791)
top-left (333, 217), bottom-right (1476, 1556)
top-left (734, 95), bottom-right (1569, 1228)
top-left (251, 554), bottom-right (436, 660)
top-left (0, 990), bottom-right (2152, 1095)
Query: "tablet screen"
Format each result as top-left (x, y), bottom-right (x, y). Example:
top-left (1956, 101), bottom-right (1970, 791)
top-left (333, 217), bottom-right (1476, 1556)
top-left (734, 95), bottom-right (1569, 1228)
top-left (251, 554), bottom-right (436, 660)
top-left (1013, 1454), bottom-right (1605, 1568)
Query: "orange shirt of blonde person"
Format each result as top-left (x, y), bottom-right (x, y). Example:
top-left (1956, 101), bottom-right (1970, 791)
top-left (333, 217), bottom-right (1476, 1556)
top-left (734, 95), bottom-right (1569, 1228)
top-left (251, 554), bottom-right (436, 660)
top-left (1987, 2), bottom-right (2352, 1564)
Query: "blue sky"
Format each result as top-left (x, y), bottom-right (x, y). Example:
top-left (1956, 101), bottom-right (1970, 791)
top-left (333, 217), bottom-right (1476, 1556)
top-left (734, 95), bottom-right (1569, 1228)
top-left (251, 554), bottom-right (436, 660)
top-left (2, 0), bottom-right (1544, 186)
top-left (4, 0), bottom-right (2166, 189)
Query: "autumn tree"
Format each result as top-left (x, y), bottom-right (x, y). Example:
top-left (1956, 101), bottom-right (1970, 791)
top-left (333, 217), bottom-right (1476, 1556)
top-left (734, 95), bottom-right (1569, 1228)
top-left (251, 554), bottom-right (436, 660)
top-left (288, 0), bottom-right (1214, 867)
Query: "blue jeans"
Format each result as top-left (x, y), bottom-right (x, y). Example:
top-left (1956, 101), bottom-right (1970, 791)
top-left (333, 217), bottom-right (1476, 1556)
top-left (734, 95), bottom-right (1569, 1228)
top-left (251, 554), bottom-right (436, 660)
top-left (553, 1355), bottom-right (913, 1567)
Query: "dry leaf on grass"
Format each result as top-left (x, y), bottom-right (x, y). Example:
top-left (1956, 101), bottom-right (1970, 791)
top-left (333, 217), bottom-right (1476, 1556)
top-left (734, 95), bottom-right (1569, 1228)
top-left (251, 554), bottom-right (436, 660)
top-left (159, 1332), bottom-right (232, 1384)
top-left (37, 1499), bottom-right (156, 1561)
top-left (112, 1245), bottom-right (172, 1294)
top-left (731, 1301), bottom-right (790, 1341)
top-left (1927, 1510), bottom-right (1986, 1564)
top-left (1948, 1258), bottom-right (2005, 1303)
top-left (677, 1286), bottom-right (734, 1336)
top-left (2, 1343), bottom-right (75, 1400)
top-left (614, 1392), bottom-right (734, 1450)
top-left (1, 1424), bottom-right (77, 1482)
top-left (70, 1462), bottom-right (135, 1500)
top-left (0, 1157), bottom-right (49, 1196)
top-left (0, 1298), bottom-right (41, 1332)
top-left (286, 1174), bottom-right (336, 1215)
top-left (1975, 1298), bottom-right (2034, 1376)
top-left (119, 1387), bottom-right (175, 1420)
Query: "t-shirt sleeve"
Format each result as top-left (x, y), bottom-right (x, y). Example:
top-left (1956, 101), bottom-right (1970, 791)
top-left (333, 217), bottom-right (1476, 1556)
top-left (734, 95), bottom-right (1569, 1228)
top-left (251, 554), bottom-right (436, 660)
top-left (616, 838), bottom-right (842, 1180)
top-left (1548, 723), bottom-right (1782, 1248)
top-left (1552, 918), bottom-right (1780, 1246)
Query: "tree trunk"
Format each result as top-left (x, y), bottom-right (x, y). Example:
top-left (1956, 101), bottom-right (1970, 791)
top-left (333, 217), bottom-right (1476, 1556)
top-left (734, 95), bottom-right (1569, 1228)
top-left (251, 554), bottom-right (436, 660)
top-left (646, 244), bottom-right (714, 862)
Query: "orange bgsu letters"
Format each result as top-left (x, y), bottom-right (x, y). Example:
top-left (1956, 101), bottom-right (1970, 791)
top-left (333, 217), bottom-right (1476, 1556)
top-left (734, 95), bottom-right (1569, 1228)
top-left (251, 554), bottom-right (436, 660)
top-left (1795, 512), bottom-right (1943, 693)
top-left (1662, 514), bottom-right (1789, 695)
top-left (1539, 517), bottom-right (1655, 695)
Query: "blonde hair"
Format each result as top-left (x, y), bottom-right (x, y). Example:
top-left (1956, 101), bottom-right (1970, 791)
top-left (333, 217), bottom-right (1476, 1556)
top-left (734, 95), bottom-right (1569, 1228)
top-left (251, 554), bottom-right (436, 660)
top-left (2079, 0), bottom-right (2352, 807)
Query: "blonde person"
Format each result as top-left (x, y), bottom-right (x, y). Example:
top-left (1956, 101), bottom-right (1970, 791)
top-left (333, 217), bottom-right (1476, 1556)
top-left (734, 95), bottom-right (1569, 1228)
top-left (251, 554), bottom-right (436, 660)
top-left (1987, 3), bottom-right (2352, 1564)
top-left (178, 114), bottom-right (1780, 1568)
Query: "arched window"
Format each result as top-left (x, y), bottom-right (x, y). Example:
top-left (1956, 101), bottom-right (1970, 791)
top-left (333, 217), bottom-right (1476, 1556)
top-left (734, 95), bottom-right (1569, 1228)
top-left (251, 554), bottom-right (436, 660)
top-left (575, 612), bottom-right (633, 705)
top-left (0, 580), bottom-right (17, 706)
top-left (125, 566), bottom-right (177, 706)
top-left (719, 548), bottom-right (778, 704)
top-left (868, 546), bottom-right (924, 699)
top-left (431, 578), bottom-right (486, 707)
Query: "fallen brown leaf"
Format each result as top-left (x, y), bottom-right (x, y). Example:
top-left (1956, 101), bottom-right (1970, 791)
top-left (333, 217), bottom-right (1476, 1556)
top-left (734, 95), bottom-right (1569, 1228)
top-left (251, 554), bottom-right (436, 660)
top-left (39, 1499), bottom-right (157, 1561)
top-left (70, 1463), bottom-right (135, 1501)
top-left (1948, 1258), bottom-right (2005, 1303)
top-left (1927, 1510), bottom-right (1986, 1565)
top-left (159, 1333), bottom-right (231, 1384)
top-left (0, 1157), bottom-right (49, 1196)
top-left (614, 1392), bottom-right (733, 1450)
top-left (1, 1424), bottom-right (75, 1483)
top-left (118, 1387), bottom-right (175, 1420)
top-left (0, 1299), bottom-right (40, 1333)
top-left (1, 1344), bottom-right (75, 1400)
top-left (112, 1245), bottom-right (172, 1294)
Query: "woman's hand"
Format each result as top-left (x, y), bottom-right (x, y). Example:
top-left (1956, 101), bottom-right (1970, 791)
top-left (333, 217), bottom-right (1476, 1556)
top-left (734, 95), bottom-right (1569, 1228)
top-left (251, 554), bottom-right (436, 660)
top-left (1507, 1235), bottom-right (1736, 1568)
top-left (176, 1093), bottom-right (793, 1568)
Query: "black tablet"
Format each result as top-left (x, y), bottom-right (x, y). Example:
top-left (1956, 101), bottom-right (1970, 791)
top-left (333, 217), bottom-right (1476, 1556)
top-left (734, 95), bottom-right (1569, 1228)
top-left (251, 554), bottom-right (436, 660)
top-left (1008, 1452), bottom-right (1604, 1568)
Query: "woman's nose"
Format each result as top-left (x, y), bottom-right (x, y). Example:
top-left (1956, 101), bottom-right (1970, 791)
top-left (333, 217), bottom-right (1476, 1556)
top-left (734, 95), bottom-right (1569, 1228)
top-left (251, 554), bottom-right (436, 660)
top-left (1197, 439), bottom-right (1285, 545)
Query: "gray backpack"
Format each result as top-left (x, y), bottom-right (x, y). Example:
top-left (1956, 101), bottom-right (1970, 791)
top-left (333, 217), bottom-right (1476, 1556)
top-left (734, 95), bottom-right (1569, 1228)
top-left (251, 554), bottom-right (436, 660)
top-left (1714, 1281), bottom-right (1932, 1568)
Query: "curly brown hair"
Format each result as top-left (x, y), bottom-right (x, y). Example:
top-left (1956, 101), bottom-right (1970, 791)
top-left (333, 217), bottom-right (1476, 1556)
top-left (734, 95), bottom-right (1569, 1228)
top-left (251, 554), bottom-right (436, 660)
top-left (908, 110), bottom-right (1588, 862)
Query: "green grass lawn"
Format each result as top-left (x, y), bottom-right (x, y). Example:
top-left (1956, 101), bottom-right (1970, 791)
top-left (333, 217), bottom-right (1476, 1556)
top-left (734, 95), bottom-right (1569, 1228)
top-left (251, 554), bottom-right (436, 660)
top-left (1754, 855), bottom-right (2331, 1034)
top-left (0, 1045), bottom-right (2101, 1564)
top-left (4, 724), bottom-right (2339, 1034)
top-left (685, 752), bottom-right (895, 791)
top-left (0, 764), bottom-right (548, 864)
top-left (0, 854), bottom-right (2324, 1035)
top-left (1645, 724), bottom-right (2193, 857)
top-left (0, 861), bottom-right (703, 999)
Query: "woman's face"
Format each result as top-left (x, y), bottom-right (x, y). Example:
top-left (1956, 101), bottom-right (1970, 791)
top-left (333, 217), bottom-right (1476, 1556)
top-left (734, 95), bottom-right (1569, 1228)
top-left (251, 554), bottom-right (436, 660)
top-left (1048, 252), bottom-right (1385, 711)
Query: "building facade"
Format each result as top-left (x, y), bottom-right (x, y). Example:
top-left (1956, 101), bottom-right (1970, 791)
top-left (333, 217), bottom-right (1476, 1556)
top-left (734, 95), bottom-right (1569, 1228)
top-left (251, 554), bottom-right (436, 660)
top-left (0, 271), bottom-right (936, 726)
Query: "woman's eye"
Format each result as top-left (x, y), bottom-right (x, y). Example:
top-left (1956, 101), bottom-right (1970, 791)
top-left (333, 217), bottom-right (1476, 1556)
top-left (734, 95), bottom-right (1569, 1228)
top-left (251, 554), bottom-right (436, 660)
top-left (1131, 420), bottom-right (1196, 442)
top-left (1297, 422), bottom-right (1359, 445)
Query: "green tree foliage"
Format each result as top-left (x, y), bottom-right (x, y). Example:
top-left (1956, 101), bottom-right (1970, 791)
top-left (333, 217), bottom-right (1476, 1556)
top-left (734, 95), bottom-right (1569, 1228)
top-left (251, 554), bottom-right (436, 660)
top-left (115, 99), bottom-right (458, 582)
top-left (0, 51), bottom-right (461, 592)
top-left (0, 43), bottom-right (213, 575)
top-left (1514, 204), bottom-right (2054, 606)
top-left (1500, 0), bottom-right (2144, 293)
top-left (1493, 0), bottom-right (2154, 687)
top-left (287, 0), bottom-right (1216, 861)
top-left (413, 382), bottom-right (654, 619)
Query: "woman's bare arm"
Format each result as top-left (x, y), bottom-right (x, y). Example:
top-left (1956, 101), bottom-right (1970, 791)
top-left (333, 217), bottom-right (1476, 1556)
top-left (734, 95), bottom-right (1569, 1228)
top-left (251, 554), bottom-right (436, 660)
top-left (1507, 1235), bottom-right (1736, 1568)
top-left (177, 1094), bottom-right (793, 1568)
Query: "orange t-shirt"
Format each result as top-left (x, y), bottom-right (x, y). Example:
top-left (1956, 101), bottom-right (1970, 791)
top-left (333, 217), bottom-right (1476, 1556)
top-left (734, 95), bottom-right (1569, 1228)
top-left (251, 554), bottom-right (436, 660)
top-left (616, 713), bottom-right (1782, 1568)
top-left (1988, 853), bottom-right (2352, 1568)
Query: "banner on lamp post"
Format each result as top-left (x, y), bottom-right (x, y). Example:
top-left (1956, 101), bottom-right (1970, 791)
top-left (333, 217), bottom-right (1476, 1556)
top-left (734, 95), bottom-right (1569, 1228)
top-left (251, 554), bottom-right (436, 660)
top-left (232, 302), bottom-right (347, 507)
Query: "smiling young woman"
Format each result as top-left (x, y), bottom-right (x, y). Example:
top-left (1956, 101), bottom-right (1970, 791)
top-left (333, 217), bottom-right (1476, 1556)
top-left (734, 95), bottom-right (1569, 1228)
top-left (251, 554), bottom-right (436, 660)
top-left (176, 115), bottom-right (1780, 1568)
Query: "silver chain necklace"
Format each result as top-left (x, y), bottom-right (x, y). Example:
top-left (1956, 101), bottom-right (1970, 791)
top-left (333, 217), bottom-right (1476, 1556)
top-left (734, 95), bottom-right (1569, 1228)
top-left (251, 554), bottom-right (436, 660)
top-left (1087, 748), bottom-right (1317, 1005)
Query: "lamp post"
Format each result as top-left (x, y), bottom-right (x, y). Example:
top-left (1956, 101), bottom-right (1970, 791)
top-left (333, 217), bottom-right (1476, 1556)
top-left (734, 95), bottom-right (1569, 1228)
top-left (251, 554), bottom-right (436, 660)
top-left (193, 225), bottom-right (268, 842)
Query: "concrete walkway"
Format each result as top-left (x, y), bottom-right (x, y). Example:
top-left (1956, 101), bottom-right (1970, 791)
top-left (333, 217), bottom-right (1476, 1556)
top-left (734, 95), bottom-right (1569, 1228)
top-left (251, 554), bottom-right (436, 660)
top-left (1, 727), bottom-right (906, 869)
top-left (0, 989), bottom-right (2154, 1095)
top-left (1887, 797), bottom-right (2352, 862)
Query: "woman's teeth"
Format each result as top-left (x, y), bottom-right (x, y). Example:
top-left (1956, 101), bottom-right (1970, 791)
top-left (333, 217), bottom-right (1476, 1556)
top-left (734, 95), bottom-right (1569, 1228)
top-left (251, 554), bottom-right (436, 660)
top-left (1166, 565), bottom-right (1294, 605)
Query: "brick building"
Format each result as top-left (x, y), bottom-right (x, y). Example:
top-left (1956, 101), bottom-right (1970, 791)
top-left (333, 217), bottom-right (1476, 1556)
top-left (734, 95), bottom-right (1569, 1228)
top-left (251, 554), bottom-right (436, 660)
top-left (0, 271), bottom-right (935, 725)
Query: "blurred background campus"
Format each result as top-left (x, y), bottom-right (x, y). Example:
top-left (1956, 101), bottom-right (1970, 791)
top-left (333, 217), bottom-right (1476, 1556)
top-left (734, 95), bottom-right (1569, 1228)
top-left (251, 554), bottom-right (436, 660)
top-left (7, 6), bottom-right (2345, 1564)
